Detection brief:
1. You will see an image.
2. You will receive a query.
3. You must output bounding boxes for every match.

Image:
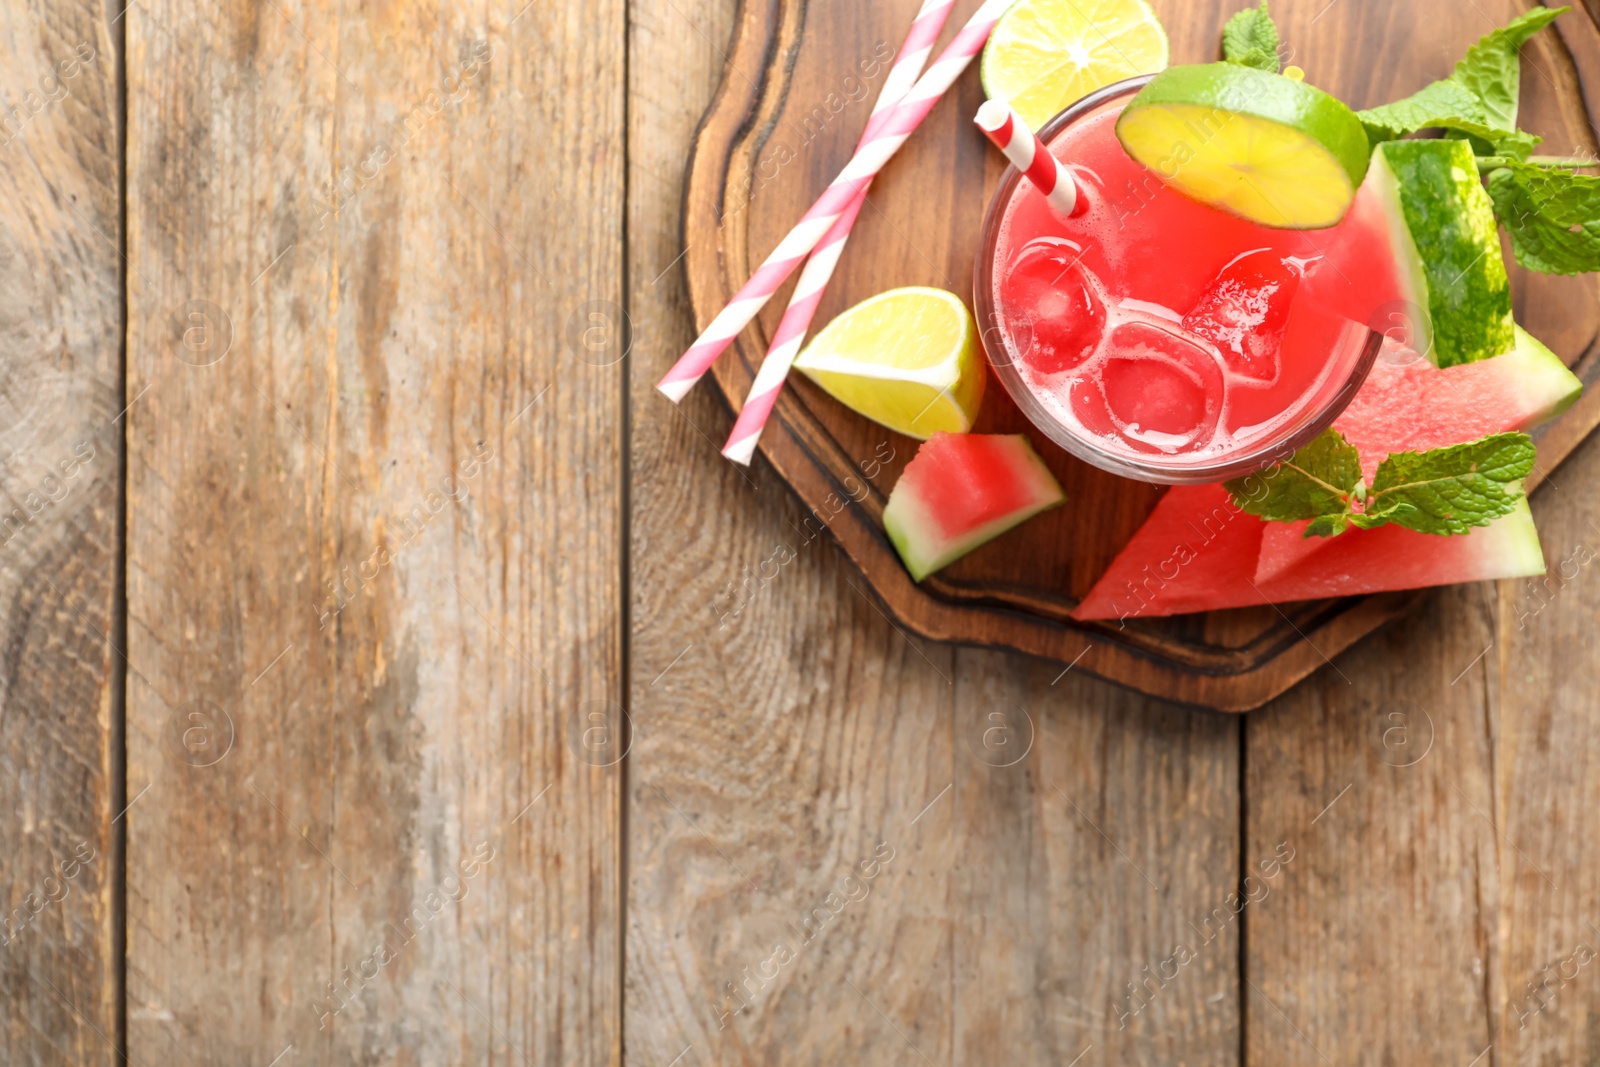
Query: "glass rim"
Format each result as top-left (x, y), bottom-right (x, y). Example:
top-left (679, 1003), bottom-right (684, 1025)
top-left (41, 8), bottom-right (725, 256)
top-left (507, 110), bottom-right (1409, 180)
top-left (972, 74), bottom-right (1382, 486)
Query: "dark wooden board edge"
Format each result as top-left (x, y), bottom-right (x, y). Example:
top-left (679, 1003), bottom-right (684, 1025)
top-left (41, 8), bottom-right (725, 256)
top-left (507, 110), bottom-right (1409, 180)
top-left (681, 0), bottom-right (1600, 711)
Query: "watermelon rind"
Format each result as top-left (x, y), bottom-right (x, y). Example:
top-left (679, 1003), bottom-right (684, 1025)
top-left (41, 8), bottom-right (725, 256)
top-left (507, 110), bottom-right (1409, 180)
top-left (884, 436), bottom-right (1065, 582)
top-left (1492, 497), bottom-right (1548, 578)
top-left (1369, 139), bottom-right (1515, 368)
top-left (1506, 325), bottom-right (1583, 424)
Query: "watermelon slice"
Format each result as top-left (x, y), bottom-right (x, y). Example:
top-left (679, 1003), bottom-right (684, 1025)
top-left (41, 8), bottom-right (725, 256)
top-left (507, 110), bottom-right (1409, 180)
top-left (883, 433), bottom-right (1065, 581)
top-left (1367, 139), bottom-right (1516, 368)
top-left (1072, 486), bottom-right (1546, 621)
top-left (1256, 325), bottom-right (1579, 581)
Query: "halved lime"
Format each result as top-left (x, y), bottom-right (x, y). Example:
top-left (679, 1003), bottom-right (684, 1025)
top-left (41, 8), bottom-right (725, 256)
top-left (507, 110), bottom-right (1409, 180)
top-left (981, 0), bottom-right (1169, 131)
top-left (794, 287), bottom-right (985, 439)
top-left (1115, 63), bottom-right (1371, 229)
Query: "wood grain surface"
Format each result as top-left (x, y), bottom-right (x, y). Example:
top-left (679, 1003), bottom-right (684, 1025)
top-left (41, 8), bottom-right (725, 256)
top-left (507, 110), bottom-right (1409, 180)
top-left (122, 0), bottom-right (622, 1062)
top-left (1, 0), bottom-right (1599, 1064)
top-left (0, 2), bottom-right (122, 1063)
top-left (682, 0), bottom-right (1600, 709)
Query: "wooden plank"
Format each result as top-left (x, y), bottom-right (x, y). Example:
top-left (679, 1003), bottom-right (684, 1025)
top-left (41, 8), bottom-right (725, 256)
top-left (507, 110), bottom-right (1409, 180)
top-left (1245, 3), bottom-right (1600, 1062)
top-left (1244, 592), bottom-right (1502, 1065)
top-left (625, 0), bottom-right (1241, 1059)
top-left (0, 2), bottom-right (122, 1063)
top-left (124, 0), bottom-right (623, 1061)
top-left (1487, 435), bottom-right (1600, 1061)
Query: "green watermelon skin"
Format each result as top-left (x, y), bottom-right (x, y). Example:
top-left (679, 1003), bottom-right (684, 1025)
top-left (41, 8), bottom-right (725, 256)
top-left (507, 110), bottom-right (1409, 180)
top-left (1370, 139), bottom-right (1515, 368)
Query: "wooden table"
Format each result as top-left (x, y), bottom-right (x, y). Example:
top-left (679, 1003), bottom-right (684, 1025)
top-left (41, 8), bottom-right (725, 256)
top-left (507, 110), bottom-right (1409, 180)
top-left (2, 0), bottom-right (1597, 1064)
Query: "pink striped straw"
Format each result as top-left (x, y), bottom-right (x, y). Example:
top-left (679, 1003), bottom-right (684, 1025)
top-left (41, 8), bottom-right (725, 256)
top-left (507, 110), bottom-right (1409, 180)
top-left (658, 0), bottom-right (1015, 404)
top-left (721, 0), bottom-right (956, 465)
top-left (974, 100), bottom-right (1079, 217)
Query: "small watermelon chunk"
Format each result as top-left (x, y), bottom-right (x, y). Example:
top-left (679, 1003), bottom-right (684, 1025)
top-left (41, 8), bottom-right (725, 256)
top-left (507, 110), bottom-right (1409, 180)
top-left (1368, 139), bottom-right (1516, 368)
top-left (1255, 325), bottom-right (1579, 582)
top-left (884, 433), bottom-right (1065, 581)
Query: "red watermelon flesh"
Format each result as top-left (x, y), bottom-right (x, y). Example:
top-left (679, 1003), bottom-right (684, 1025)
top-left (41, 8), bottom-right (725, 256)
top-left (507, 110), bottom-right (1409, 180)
top-left (1255, 325), bottom-right (1579, 582)
top-left (1072, 484), bottom-right (1268, 622)
top-left (1331, 326), bottom-right (1576, 483)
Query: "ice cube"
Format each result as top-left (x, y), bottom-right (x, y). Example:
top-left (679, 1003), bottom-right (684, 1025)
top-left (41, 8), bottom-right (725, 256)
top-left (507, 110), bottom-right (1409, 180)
top-left (1001, 237), bottom-right (1106, 374)
top-left (1090, 320), bottom-right (1225, 454)
top-left (1182, 249), bottom-right (1302, 383)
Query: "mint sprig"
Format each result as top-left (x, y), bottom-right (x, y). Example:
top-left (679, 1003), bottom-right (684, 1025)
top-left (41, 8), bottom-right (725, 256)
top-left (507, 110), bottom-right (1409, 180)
top-left (1486, 160), bottom-right (1600, 275)
top-left (1225, 430), bottom-right (1535, 539)
top-left (1356, 7), bottom-right (1566, 149)
top-left (1355, 6), bottom-right (1599, 275)
top-left (1222, 2), bottom-right (1281, 73)
top-left (1358, 79), bottom-right (1489, 142)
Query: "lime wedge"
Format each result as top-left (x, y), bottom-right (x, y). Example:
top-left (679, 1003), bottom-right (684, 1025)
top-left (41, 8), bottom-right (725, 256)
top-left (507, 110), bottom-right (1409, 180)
top-left (1115, 63), bottom-right (1371, 229)
top-left (793, 287), bottom-right (985, 439)
top-left (981, 0), bottom-right (1169, 131)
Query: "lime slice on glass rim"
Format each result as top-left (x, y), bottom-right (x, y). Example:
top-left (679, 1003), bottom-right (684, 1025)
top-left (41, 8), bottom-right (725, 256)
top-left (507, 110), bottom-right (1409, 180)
top-left (1115, 62), bottom-right (1371, 229)
top-left (980, 0), bottom-right (1169, 131)
top-left (793, 287), bottom-right (985, 439)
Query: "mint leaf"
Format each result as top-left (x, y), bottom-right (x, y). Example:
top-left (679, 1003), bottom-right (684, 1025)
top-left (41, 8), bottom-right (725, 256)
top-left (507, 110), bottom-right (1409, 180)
top-left (1355, 83), bottom-right (1537, 158)
top-left (1364, 432), bottom-right (1535, 536)
top-left (1224, 430), bottom-right (1362, 532)
top-left (1349, 501), bottom-right (1420, 530)
top-left (1487, 161), bottom-right (1600, 274)
top-left (1359, 80), bottom-right (1488, 142)
top-left (1452, 6), bottom-right (1566, 131)
top-left (1222, 2), bottom-right (1280, 73)
top-left (1304, 513), bottom-right (1351, 538)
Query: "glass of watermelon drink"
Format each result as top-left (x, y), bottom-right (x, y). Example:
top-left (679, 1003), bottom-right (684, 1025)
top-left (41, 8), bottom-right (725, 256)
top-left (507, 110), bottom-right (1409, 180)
top-left (974, 76), bottom-right (1390, 485)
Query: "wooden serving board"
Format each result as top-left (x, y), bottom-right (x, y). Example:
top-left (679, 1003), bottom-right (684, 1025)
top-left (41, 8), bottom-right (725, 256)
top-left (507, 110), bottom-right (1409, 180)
top-left (683, 0), bottom-right (1600, 711)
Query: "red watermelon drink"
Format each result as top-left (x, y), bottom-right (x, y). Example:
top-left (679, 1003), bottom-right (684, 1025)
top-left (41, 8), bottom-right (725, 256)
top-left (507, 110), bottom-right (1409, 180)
top-left (975, 77), bottom-right (1392, 484)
